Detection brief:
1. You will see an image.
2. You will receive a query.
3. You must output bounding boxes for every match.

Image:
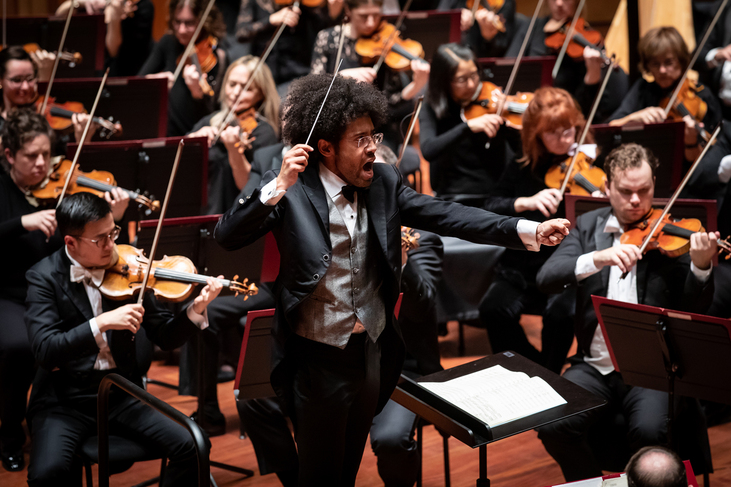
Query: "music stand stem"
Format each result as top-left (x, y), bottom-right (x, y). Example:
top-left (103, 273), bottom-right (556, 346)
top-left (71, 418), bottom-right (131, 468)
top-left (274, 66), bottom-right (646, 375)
top-left (655, 319), bottom-right (679, 450)
top-left (477, 445), bottom-right (490, 486)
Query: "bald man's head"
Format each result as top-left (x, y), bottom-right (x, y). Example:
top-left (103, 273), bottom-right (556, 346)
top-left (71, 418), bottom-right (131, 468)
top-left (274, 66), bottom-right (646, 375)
top-left (626, 446), bottom-right (687, 487)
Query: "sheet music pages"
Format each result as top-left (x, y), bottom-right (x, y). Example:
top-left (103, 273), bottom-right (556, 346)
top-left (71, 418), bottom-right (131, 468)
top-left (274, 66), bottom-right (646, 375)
top-left (419, 365), bottom-right (567, 427)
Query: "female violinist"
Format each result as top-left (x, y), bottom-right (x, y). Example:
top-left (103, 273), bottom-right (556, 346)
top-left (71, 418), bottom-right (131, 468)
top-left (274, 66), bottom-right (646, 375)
top-left (311, 0), bottom-right (429, 165)
top-left (608, 26), bottom-right (722, 164)
top-left (419, 43), bottom-right (518, 207)
top-left (509, 0), bottom-right (628, 123)
top-left (188, 56), bottom-right (279, 214)
top-left (478, 86), bottom-right (594, 373)
top-left (437, 0), bottom-right (517, 58)
top-left (138, 0), bottom-right (227, 136)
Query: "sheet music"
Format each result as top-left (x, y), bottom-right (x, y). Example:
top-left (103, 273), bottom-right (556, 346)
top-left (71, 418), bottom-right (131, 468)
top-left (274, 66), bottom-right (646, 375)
top-left (420, 365), bottom-right (567, 427)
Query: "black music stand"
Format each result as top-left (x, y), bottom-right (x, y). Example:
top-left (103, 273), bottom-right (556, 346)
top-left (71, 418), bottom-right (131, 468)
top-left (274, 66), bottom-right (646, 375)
top-left (1, 14), bottom-right (105, 78)
top-left (67, 136), bottom-right (208, 219)
top-left (40, 77), bottom-right (168, 140)
top-left (233, 309), bottom-right (276, 401)
top-left (478, 56), bottom-right (556, 92)
top-left (593, 296), bottom-right (731, 450)
top-left (391, 352), bottom-right (606, 486)
top-left (383, 10), bottom-right (460, 61)
top-left (591, 121), bottom-right (686, 197)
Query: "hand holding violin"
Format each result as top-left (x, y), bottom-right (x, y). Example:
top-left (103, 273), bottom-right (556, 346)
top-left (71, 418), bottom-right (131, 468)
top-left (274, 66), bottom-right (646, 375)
top-left (183, 64), bottom-right (205, 99)
top-left (276, 144), bottom-right (312, 192)
top-left (466, 113), bottom-right (503, 138)
top-left (690, 231), bottom-right (719, 271)
top-left (536, 218), bottom-right (571, 246)
top-left (192, 275), bottom-right (224, 314)
top-left (21, 209), bottom-right (57, 240)
top-left (96, 303), bottom-right (145, 334)
top-left (105, 187), bottom-right (130, 222)
top-left (72, 113), bottom-right (99, 144)
top-left (475, 9), bottom-right (499, 41)
top-left (460, 9), bottom-right (475, 31)
top-left (270, 5), bottom-right (301, 28)
top-left (583, 46), bottom-right (604, 85)
top-left (29, 49), bottom-right (56, 83)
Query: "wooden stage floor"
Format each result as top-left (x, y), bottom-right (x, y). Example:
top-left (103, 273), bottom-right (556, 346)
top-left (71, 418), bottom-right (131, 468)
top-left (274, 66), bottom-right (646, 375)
top-left (3, 318), bottom-right (730, 486)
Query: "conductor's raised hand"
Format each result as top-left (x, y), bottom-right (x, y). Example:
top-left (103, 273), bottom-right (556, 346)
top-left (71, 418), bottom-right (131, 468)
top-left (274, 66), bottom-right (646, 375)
top-left (276, 144), bottom-right (312, 192)
top-left (536, 218), bottom-right (570, 246)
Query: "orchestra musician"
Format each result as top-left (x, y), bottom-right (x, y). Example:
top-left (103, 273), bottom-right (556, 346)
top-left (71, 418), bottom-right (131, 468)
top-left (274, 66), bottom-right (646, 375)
top-left (188, 55), bottom-right (280, 214)
top-left (609, 26), bottom-right (722, 164)
top-left (437, 0), bottom-right (518, 58)
top-left (480, 86), bottom-right (594, 373)
top-left (139, 0), bottom-right (228, 136)
top-left (213, 72), bottom-right (570, 485)
top-left (696, 1), bottom-right (731, 121)
top-left (420, 43), bottom-right (518, 207)
top-left (23, 192), bottom-right (222, 486)
top-left (535, 143), bottom-right (718, 481)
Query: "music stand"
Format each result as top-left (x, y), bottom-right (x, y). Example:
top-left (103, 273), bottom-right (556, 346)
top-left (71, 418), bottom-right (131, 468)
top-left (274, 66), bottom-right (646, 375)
top-left (391, 352), bottom-right (606, 486)
top-left (590, 121), bottom-right (685, 197)
top-left (234, 309), bottom-right (276, 401)
top-left (592, 295), bottom-right (731, 450)
top-left (1, 14), bottom-right (105, 78)
top-left (39, 77), bottom-right (168, 140)
top-left (383, 10), bottom-right (460, 61)
top-left (478, 56), bottom-right (556, 92)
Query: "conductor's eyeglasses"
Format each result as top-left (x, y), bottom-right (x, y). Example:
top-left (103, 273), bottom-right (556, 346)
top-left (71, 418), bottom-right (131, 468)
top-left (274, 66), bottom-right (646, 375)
top-left (356, 133), bottom-right (384, 148)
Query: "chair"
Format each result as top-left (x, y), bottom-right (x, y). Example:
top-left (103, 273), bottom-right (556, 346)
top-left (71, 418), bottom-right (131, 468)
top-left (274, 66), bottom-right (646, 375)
top-left (79, 436), bottom-right (167, 487)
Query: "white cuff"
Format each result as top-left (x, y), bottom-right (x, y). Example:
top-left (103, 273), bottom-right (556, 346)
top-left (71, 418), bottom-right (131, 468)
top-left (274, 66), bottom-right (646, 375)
top-left (517, 219), bottom-right (540, 251)
top-left (186, 304), bottom-right (209, 330)
top-left (89, 318), bottom-right (108, 350)
top-left (259, 179), bottom-right (286, 206)
top-left (690, 261), bottom-right (713, 283)
top-left (575, 251), bottom-right (600, 281)
top-left (707, 48), bottom-right (720, 68)
top-left (719, 154), bottom-right (731, 183)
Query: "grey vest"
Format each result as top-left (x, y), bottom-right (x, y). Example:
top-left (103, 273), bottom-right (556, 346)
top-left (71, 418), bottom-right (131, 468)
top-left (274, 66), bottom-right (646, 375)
top-left (294, 193), bottom-right (386, 348)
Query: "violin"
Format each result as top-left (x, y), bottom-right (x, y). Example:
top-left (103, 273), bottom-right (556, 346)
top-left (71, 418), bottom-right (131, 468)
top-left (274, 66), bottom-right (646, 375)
top-left (462, 80), bottom-right (533, 130)
top-left (274, 0), bottom-right (322, 7)
top-left (620, 209), bottom-right (731, 259)
top-left (659, 78), bottom-right (712, 148)
top-left (355, 21), bottom-right (426, 71)
top-left (544, 151), bottom-right (606, 196)
top-left (465, 0), bottom-right (506, 32)
top-left (176, 35), bottom-right (218, 97)
top-left (544, 17), bottom-right (603, 60)
top-left (232, 107), bottom-right (258, 155)
top-left (3, 43), bottom-right (83, 68)
top-left (100, 244), bottom-right (258, 302)
top-left (401, 226), bottom-right (420, 251)
top-left (32, 158), bottom-right (160, 213)
top-left (35, 95), bottom-right (123, 139)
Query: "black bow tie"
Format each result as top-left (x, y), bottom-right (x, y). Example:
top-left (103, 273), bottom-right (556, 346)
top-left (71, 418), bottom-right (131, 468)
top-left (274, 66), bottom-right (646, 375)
top-left (341, 185), bottom-right (366, 203)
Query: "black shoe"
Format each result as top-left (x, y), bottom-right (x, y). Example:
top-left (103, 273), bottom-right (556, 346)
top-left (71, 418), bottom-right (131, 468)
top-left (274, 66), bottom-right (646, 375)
top-left (1, 451), bottom-right (24, 472)
top-left (190, 411), bottom-right (227, 437)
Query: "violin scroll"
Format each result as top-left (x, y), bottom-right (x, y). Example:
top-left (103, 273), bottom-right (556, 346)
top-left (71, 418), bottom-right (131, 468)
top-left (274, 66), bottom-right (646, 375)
top-left (229, 276), bottom-right (259, 300)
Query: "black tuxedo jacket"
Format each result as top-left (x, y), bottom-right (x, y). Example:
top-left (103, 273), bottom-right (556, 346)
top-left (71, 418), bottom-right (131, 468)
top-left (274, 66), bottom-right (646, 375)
top-left (536, 207), bottom-right (715, 358)
top-left (25, 248), bottom-right (200, 417)
top-left (244, 143), bottom-right (286, 197)
top-left (215, 161), bottom-right (527, 411)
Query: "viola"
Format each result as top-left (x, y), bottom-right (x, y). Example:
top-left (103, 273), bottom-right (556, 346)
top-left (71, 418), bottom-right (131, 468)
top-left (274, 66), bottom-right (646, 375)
top-left (462, 80), bottom-right (533, 130)
top-left (101, 244), bottom-right (259, 302)
top-left (544, 152), bottom-right (606, 196)
top-left (32, 158), bottom-right (160, 213)
top-left (35, 95), bottom-right (123, 139)
top-left (355, 21), bottom-right (426, 71)
top-left (176, 35), bottom-right (219, 97)
top-left (659, 78), bottom-right (712, 148)
top-left (544, 18), bottom-right (603, 61)
top-left (620, 209), bottom-right (731, 259)
top-left (465, 0), bottom-right (506, 32)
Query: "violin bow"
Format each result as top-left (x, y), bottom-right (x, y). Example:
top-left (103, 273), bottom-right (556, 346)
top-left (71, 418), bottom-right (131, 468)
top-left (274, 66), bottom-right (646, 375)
top-left (171, 0), bottom-right (216, 85)
top-left (305, 59), bottom-right (343, 146)
top-left (2, 0), bottom-right (6, 49)
top-left (136, 139), bottom-right (185, 306)
top-left (212, 2), bottom-right (301, 144)
top-left (39, 3), bottom-right (76, 116)
top-left (551, 0), bottom-right (586, 80)
top-left (334, 20), bottom-right (347, 74)
top-left (372, 0), bottom-right (414, 74)
top-left (558, 56), bottom-right (616, 197)
top-left (619, 122), bottom-right (723, 280)
top-left (396, 95), bottom-right (423, 169)
top-left (56, 68), bottom-right (110, 207)
top-left (662, 0), bottom-right (730, 119)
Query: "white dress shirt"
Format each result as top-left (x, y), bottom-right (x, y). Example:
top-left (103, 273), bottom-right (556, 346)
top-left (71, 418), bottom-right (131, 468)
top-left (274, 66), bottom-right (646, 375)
top-left (573, 214), bottom-right (712, 375)
top-left (706, 48), bottom-right (731, 106)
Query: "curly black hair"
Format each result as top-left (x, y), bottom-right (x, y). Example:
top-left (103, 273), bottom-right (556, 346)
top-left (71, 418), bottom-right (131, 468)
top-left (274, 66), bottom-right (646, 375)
top-left (281, 74), bottom-right (389, 164)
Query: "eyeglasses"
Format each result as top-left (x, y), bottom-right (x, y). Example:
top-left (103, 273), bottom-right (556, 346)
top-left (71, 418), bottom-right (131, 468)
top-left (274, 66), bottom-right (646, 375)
top-left (171, 18), bottom-right (197, 29)
top-left (356, 133), bottom-right (384, 148)
top-left (73, 225), bottom-right (121, 248)
top-left (543, 126), bottom-right (576, 140)
top-left (4, 75), bottom-right (37, 86)
top-left (647, 57), bottom-right (678, 71)
top-left (451, 71), bottom-right (480, 86)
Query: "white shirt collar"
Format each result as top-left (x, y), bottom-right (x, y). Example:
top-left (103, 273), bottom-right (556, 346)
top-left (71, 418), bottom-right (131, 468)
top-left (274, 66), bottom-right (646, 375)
top-left (65, 245), bottom-right (83, 268)
top-left (319, 163), bottom-right (349, 200)
top-left (603, 213), bottom-right (623, 234)
top-left (568, 143), bottom-right (598, 160)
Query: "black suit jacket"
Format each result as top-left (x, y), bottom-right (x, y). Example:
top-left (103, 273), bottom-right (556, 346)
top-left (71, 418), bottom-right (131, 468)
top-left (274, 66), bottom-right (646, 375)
top-left (215, 161), bottom-right (527, 411)
top-left (244, 142), bottom-right (286, 197)
top-left (25, 248), bottom-right (201, 417)
top-left (536, 207), bottom-right (715, 358)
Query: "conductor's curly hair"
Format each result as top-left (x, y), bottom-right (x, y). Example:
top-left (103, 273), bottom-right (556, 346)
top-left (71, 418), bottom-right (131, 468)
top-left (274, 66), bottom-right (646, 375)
top-left (281, 74), bottom-right (389, 163)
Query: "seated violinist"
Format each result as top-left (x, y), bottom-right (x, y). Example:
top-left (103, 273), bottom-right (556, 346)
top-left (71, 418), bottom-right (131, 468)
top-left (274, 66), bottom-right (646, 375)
top-left (188, 55), bottom-right (280, 214)
top-left (437, 0), bottom-right (518, 58)
top-left (535, 143), bottom-right (718, 482)
top-left (310, 0), bottom-right (429, 160)
top-left (508, 0), bottom-right (628, 123)
top-left (24, 192), bottom-right (223, 487)
top-left (139, 0), bottom-right (227, 136)
top-left (608, 26), bottom-right (722, 164)
top-left (480, 86), bottom-right (599, 372)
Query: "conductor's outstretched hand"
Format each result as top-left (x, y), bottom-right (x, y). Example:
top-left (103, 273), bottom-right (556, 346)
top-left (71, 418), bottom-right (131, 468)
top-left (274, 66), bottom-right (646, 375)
top-left (276, 144), bottom-right (313, 192)
top-left (536, 218), bottom-right (571, 246)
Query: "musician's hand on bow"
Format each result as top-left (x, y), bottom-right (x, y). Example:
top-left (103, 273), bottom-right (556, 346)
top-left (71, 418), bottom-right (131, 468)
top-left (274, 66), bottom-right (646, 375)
top-left (105, 187), bottom-right (130, 222)
top-left (713, 44), bottom-right (731, 64)
top-left (515, 188), bottom-right (563, 217)
top-left (536, 218), bottom-right (570, 246)
top-left (466, 113), bottom-right (503, 138)
top-left (22, 209), bottom-right (57, 239)
top-left (145, 71), bottom-right (175, 91)
top-left (690, 231), bottom-right (719, 271)
top-left (341, 67), bottom-right (377, 84)
top-left (475, 9), bottom-right (499, 41)
top-left (183, 64), bottom-right (204, 99)
top-left (188, 125), bottom-right (218, 148)
top-left (593, 244), bottom-right (642, 274)
top-left (97, 303), bottom-right (145, 334)
top-left (276, 144), bottom-right (312, 192)
top-left (628, 106), bottom-right (666, 125)
top-left (270, 5), bottom-right (301, 28)
top-left (460, 8), bottom-right (475, 31)
top-left (192, 276), bottom-right (224, 314)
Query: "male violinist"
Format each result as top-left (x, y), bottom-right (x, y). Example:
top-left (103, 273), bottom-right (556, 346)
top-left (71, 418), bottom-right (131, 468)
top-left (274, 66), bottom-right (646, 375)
top-left (23, 192), bottom-right (223, 486)
top-left (535, 143), bottom-right (719, 482)
top-left (214, 73), bottom-right (571, 486)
